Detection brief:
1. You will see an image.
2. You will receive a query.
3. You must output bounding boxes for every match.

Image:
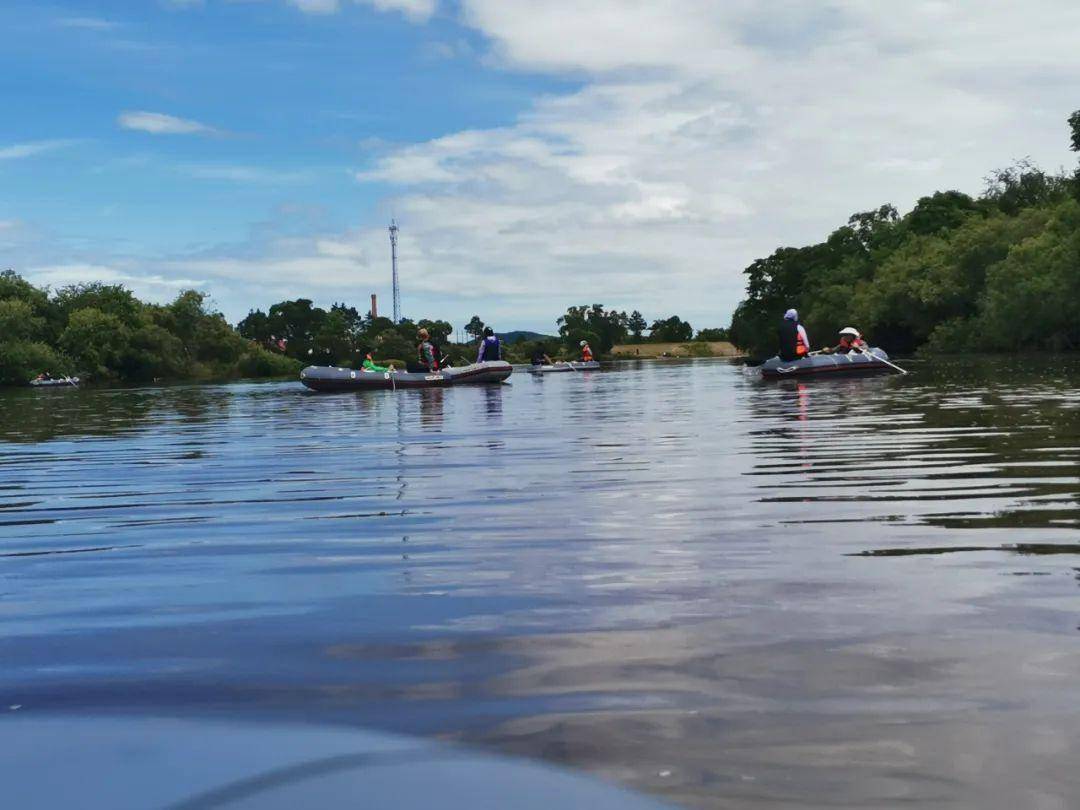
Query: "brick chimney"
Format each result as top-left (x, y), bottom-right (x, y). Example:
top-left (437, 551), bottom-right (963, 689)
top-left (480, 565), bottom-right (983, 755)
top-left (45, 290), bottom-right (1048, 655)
top-left (370, 293), bottom-right (378, 319)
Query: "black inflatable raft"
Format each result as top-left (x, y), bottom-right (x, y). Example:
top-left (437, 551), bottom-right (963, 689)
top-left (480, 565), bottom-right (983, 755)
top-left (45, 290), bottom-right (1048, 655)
top-left (759, 347), bottom-right (895, 379)
top-left (301, 361), bottom-right (512, 392)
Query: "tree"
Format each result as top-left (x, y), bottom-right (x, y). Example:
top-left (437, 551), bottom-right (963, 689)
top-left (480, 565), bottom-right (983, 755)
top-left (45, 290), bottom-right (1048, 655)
top-left (556, 304), bottom-right (628, 354)
top-left (59, 308), bottom-right (131, 377)
top-left (464, 316), bottom-right (486, 342)
top-left (417, 319), bottom-right (453, 346)
top-left (1069, 109), bottom-right (1080, 153)
top-left (627, 310), bottom-right (647, 342)
top-left (648, 316), bottom-right (693, 342)
top-left (55, 283), bottom-right (140, 328)
top-left (695, 327), bottom-right (729, 341)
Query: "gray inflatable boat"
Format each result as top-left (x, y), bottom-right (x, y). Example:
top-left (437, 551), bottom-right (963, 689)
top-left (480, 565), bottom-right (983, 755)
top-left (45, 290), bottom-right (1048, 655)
top-left (759, 347), bottom-right (895, 379)
top-left (301, 360), bottom-right (512, 391)
top-left (528, 360), bottom-right (600, 373)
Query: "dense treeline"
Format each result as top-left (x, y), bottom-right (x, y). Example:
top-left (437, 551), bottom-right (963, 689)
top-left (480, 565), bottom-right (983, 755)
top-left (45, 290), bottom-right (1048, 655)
top-left (0, 272), bottom-right (300, 386)
top-left (729, 111), bottom-right (1080, 357)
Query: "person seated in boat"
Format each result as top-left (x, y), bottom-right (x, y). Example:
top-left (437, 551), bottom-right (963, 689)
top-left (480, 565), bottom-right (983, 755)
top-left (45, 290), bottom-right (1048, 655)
top-left (531, 348), bottom-right (553, 366)
top-left (34, 371), bottom-right (52, 381)
top-left (821, 327), bottom-right (869, 355)
top-left (579, 340), bottom-right (594, 362)
top-left (417, 329), bottom-right (440, 372)
top-left (361, 351), bottom-right (393, 373)
top-left (778, 309), bottom-right (810, 361)
top-left (476, 327), bottom-right (501, 363)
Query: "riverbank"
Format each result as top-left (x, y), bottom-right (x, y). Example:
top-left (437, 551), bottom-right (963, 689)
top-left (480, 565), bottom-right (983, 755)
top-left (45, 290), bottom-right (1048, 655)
top-left (611, 340), bottom-right (743, 358)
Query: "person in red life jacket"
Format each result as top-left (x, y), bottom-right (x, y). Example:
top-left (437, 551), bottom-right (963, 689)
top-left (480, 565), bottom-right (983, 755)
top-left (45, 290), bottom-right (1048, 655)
top-left (579, 340), bottom-right (594, 362)
top-left (821, 327), bottom-right (869, 355)
top-left (777, 308), bottom-right (810, 361)
top-left (476, 327), bottom-right (501, 363)
top-left (417, 328), bottom-right (439, 372)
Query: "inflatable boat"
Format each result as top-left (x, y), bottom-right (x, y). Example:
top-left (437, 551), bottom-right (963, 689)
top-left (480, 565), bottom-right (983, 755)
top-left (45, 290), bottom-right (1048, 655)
top-left (29, 376), bottom-right (79, 387)
top-left (528, 361), bottom-right (600, 374)
top-left (300, 361), bottom-right (512, 392)
top-left (759, 348), bottom-right (896, 379)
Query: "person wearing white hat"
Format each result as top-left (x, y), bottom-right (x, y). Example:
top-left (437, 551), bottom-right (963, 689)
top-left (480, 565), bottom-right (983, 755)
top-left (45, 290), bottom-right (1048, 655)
top-left (579, 340), bottom-right (594, 362)
top-left (821, 326), bottom-right (869, 355)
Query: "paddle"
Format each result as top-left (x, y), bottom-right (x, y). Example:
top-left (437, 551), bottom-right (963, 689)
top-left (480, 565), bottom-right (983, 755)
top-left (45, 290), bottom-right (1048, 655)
top-left (859, 346), bottom-right (908, 375)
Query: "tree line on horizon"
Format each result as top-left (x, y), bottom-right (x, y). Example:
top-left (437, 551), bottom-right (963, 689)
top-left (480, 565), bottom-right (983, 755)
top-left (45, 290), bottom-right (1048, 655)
top-left (729, 110), bottom-right (1080, 357)
top-left (0, 267), bottom-right (728, 385)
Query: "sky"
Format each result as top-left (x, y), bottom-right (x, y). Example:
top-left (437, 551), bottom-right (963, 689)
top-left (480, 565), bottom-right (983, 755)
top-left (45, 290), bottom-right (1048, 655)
top-left (2, 1), bottom-right (1079, 334)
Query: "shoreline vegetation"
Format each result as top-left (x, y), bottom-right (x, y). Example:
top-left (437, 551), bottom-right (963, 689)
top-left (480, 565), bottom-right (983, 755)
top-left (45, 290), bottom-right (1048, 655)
top-left (729, 110), bottom-right (1080, 358)
top-left (0, 273), bottom-right (729, 387)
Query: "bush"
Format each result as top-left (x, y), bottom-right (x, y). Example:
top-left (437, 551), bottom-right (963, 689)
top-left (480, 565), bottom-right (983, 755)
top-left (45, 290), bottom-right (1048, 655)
top-left (236, 348), bottom-right (303, 379)
top-left (0, 341), bottom-right (69, 385)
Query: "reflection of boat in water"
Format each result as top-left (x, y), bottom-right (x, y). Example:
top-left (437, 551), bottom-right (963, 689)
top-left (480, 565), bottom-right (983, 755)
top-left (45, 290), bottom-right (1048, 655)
top-left (528, 361), bottom-right (600, 374)
top-left (1, 716), bottom-right (670, 809)
top-left (29, 376), bottom-right (79, 387)
top-left (300, 361), bottom-right (512, 392)
top-left (758, 348), bottom-right (896, 379)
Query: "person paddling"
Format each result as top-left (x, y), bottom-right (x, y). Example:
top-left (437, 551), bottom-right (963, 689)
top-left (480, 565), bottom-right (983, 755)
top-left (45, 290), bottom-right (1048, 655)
top-left (579, 340), bottom-right (594, 362)
top-left (477, 327), bottom-right (501, 363)
top-left (531, 348), bottom-right (554, 366)
top-left (821, 327), bottom-right (869, 355)
top-left (417, 329), bottom-right (440, 372)
top-left (778, 309), bottom-right (810, 361)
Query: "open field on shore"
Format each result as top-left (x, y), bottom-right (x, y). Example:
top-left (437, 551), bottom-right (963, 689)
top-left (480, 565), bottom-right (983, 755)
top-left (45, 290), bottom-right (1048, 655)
top-left (611, 341), bottom-right (742, 358)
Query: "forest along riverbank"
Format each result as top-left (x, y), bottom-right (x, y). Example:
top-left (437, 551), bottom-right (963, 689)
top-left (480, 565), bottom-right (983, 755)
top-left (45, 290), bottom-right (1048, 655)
top-left (2, 356), bottom-right (1079, 809)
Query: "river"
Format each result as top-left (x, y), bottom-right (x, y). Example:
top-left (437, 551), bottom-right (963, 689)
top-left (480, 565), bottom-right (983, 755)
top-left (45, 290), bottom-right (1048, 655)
top-left (2, 357), bottom-right (1079, 809)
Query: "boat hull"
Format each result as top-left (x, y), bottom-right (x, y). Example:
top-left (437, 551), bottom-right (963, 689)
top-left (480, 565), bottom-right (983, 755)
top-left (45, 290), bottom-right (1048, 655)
top-left (528, 361), bottom-right (600, 373)
top-left (759, 348), bottom-right (894, 379)
top-left (300, 361), bottom-right (512, 391)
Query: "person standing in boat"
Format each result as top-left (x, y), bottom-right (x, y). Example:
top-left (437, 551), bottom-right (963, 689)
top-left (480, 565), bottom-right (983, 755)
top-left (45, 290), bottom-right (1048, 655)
top-left (579, 340), bottom-right (594, 362)
top-left (821, 327), bottom-right (869, 355)
top-left (778, 309), bottom-right (810, 361)
top-left (417, 329), bottom-right (440, 373)
top-left (476, 327), bottom-right (501, 364)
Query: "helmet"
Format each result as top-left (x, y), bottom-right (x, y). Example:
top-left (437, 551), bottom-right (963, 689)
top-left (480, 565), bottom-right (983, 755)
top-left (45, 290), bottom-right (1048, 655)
top-left (783, 308), bottom-right (798, 321)
top-left (579, 340), bottom-right (588, 347)
top-left (839, 327), bottom-right (860, 338)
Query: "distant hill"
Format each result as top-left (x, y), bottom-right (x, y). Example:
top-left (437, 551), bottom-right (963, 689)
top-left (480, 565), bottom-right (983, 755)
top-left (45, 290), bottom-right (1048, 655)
top-left (496, 331), bottom-right (557, 345)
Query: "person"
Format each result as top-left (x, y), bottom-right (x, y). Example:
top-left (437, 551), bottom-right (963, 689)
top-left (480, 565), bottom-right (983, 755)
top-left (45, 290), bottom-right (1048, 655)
top-left (477, 327), bottom-right (501, 363)
top-left (361, 351), bottom-right (392, 373)
top-left (821, 327), bottom-right (869, 355)
top-left (579, 340), bottom-right (594, 362)
top-left (34, 371), bottom-right (52, 382)
top-left (778, 308), bottom-right (809, 361)
top-left (531, 348), bottom-right (553, 366)
top-left (417, 329), bottom-right (439, 372)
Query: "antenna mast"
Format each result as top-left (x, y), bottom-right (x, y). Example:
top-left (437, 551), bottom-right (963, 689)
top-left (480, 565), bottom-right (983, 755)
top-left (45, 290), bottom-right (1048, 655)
top-left (388, 219), bottom-right (400, 322)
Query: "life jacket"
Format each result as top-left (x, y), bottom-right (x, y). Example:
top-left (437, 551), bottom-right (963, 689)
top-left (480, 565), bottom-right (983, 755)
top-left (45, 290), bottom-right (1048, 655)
top-left (479, 336), bottom-right (501, 362)
top-left (581, 345), bottom-right (593, 361)
top-left (418, 341), bottom-right (439, 371)
top-left (795, 328), bottom-right (808, 357)
top-left (778, 319), bottom-right (800, 361)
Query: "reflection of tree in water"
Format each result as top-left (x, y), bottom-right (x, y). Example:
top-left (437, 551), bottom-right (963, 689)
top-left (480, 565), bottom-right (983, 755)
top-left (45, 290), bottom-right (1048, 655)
top-left (744, 357), bottom-right (1080, 531)
top-left (0, 384), bottom-right (240, 444)
top-left (418, 389), bottom-right (444, 431)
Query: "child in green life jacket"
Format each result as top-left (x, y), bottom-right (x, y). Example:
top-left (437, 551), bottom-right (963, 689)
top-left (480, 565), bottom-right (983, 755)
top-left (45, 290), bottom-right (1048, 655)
top-left (361, 351), bottom-right (393, 373)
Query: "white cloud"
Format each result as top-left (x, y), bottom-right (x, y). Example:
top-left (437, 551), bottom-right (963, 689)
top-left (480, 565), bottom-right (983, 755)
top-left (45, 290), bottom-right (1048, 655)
top-left (56, 17), bottom-right (120, 31)
top-left (180, 164), bottom-right (312, 184)
top-left (286, 0), bottom-right (438, 20)
top-left (25, 264), bottom-right (205, 300)
top-left (118, 111), bottom-right (216, 136)
top-left (0, 140), bottom-right (78, 160)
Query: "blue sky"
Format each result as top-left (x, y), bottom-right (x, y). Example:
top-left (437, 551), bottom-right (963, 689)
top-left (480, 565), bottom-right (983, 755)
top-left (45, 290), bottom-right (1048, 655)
top-left (3, 1), bottom-right (1079, 333)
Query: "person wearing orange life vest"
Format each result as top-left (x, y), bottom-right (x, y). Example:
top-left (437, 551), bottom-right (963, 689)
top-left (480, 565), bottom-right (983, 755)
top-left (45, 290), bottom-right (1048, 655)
top-left (579, 340), bottom-right (594, 362)
top-left (777, 308), bottom-right (810, 361)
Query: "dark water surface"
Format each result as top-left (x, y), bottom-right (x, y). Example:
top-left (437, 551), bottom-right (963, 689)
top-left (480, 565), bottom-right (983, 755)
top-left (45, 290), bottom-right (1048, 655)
top-left (2, 357), bottom-right (1079, 809)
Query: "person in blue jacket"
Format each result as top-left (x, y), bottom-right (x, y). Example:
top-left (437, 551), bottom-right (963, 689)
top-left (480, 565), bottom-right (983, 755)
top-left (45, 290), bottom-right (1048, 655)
top-left (476, 327), bottom-right (501, 363)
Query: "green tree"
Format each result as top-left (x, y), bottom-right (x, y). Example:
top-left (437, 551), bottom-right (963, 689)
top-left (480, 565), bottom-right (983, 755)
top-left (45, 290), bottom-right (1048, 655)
top-left (0, 299), bottom-right (45, 342)
top-left (60, 308), bottom-right (131, 378)
top-left (648, 315), bottom-right (693, 342)
top-left (55, 283), bottom-right (140, 328)
top-left (464, 315), bottom-right (486, 342)
top-left (557, 304), bottom-right (628, 354)
top-left (627, 310), bottom-right (647, 342)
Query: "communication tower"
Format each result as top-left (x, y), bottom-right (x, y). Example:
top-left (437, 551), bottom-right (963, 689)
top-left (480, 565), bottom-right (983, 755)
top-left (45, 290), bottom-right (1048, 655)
top-left (388, 219), bottom-right (400, 322)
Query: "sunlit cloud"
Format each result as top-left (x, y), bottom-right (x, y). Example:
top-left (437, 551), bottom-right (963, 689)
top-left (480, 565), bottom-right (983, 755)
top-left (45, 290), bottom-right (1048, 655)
top-left (118, 111), bottom-right (217, 136)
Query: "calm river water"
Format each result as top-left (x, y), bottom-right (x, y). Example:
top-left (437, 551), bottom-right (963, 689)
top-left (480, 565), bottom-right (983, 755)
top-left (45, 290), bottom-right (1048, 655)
top-left (3, 357), bottom-right (1079, 809)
